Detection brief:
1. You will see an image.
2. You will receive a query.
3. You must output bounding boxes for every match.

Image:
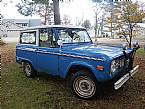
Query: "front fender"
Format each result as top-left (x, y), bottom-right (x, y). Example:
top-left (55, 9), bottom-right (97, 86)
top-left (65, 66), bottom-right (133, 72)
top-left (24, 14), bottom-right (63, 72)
top-left (64, 61), bottom-right (109, 81)
top-left (67, 61), bottom-right (96, 74)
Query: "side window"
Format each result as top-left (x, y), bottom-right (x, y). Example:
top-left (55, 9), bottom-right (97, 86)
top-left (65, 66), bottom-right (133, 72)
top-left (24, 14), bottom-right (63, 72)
top-left (39, 28), bottom-right (57, 48)
top-left (60, 29), bottom-right (72, 43)
top-left (20, 31), bottom-right (36, 44)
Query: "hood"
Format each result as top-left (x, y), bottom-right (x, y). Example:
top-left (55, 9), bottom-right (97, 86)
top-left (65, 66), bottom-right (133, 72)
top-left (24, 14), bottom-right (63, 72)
top-left (62, 44), bottom-right (133, 61)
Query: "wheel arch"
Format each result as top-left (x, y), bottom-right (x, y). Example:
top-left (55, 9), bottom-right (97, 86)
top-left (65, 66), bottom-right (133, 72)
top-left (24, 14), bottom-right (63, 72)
top-left (21, 59), bottom-right (32, 65)
top-left (18, 58), bottom-right (36, 70)
top-left (65, 62), bottom-right (97, 81)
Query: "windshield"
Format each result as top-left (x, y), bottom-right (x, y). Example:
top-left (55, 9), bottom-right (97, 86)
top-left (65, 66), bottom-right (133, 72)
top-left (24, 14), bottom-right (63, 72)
top-left (56, 28), bottom-right (92, 44)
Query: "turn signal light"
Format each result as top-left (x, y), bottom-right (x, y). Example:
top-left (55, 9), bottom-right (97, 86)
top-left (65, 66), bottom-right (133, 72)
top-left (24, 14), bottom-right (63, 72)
top-left (97, 66), bottom-right (104, 71)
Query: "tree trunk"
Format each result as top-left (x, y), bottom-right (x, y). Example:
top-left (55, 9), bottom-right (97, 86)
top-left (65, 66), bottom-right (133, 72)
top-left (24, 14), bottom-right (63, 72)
top-left (129, 30), bottom-right (133, 48)
top-left (53, 0), bottom-right (61, 25)
top-left (129, 24), bottom-right (133, 48)
top-left (100, 14), bottom-right (104, 36)
top-left (110, 12), bottom-right (113, 38)
top-left (94, 13), bottom-right (98, 38)
top-left (44, 4), bottom-right (48, 25)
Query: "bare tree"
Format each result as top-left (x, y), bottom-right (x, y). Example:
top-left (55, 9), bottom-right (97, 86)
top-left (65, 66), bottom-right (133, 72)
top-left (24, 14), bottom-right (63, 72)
top-left (16, 0), bottom-right (53, 25)
top-left (93, 2), bottom-right (108, 38)
top-left (75, 15), bottom-right (84, 26)
top-left (36, 3), bottom-right (53, 25)
top-left (82, 20), bottom-right (91, 30)
top-left (61, 15), bottom-right (71, 25)
top-left (16, 0), bottom-right (71, 25)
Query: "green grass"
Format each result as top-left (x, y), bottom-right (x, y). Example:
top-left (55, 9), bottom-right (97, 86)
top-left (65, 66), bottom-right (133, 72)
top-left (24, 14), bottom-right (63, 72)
top-left (1, 64), bottom-right (80, 109)
top-left (136, 48), bottom-right (145, 57)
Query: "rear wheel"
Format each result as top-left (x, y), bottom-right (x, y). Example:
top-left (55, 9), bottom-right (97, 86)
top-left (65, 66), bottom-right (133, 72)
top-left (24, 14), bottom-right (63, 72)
top-left (71, 71), bottom-right (99, 99)
top-left (23, 62), bottom-right (36, 78)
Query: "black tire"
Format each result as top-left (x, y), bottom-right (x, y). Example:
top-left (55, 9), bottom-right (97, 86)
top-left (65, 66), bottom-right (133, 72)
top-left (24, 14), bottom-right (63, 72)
top-left (23, 62), bottom-right (36, 78)
top-left (71, 70), bottom-right (100, 99)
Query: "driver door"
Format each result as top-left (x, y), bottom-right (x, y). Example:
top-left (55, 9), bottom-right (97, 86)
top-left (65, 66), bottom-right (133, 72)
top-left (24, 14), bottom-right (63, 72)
top-left (36, 28), bottom-right (59, 76)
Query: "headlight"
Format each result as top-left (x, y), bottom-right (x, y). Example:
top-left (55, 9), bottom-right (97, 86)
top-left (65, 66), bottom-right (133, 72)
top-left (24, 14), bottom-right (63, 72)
top-left (111, 59), bottom-right (124, 73)
top-left (111, 60), bottom-right (118, 73)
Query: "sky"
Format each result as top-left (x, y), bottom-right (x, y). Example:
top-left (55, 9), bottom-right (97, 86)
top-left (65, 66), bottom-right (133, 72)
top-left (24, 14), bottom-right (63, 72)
top-left (0, 0), bottom-right (40, 19)
top-left (0, 0), bottom-right (144, 25)
top-left (60, 0), bottom-right (95, 24)
top-left (0, 0), bottom-right (95, 19)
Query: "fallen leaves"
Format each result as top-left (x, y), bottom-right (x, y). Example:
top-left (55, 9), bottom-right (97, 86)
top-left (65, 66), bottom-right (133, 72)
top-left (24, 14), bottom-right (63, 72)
top-left (0, 44), bottom-right (15, 67)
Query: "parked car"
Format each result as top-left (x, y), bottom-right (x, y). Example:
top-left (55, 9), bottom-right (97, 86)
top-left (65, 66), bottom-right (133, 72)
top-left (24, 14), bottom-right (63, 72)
top-left (119, 35), bottom-right (128, 39)
top-left (16, 25), bottom-right (139, 99)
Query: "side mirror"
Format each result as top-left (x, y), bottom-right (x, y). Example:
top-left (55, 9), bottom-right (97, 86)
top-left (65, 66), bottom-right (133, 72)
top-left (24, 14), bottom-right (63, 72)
top-left (57, 40), bottom-right (63, 47)
top-left (122, 42), bottom-right (128, 50)
top-left (133, 42), bottom-right (140, 50)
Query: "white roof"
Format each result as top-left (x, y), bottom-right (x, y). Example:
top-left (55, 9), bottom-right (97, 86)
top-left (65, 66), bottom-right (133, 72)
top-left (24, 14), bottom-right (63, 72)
top-left (21, 25), bottom-right (85, 31)
top-left (3, 19), bottom-right (29, 24)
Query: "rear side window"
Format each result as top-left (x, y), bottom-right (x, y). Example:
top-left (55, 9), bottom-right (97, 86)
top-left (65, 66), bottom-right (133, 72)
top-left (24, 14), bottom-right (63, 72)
top-left (20, 31), bottom-right (36, 44)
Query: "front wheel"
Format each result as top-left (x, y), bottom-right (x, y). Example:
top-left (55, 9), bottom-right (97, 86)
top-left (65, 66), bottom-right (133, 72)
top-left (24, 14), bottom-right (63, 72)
top-left (71, 71), bottom-right (99, 99)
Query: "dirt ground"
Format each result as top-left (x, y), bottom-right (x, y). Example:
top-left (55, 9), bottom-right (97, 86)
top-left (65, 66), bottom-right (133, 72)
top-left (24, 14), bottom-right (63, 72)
top-left (1, 44), bottom-right (145, 109)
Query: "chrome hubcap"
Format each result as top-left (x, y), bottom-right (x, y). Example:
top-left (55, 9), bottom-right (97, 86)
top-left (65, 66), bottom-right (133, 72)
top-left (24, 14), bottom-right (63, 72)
top-left (73, 76), bottom-right (96, 98)
top-left (25, 64), bottom-right (31, 76)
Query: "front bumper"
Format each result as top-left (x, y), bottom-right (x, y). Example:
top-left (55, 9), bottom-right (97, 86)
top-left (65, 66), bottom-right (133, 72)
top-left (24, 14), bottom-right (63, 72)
top-left (114, 65), bottom-right (139, 90)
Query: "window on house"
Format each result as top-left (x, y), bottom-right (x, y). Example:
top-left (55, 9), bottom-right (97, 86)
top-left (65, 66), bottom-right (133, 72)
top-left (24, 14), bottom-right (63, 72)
top-left (20, 31), bottom-right (36, 44)
top-left (22, 23), bottom-right (28, 26)
top-left (16, 23), bottom-right (28, 27)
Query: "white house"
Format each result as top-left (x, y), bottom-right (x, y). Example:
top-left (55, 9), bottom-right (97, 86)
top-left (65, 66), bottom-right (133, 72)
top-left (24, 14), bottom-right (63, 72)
top-left (0, 19), bottom-right (41, 38)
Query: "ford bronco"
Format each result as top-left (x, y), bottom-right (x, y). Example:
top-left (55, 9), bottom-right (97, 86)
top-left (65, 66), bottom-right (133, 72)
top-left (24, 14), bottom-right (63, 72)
top-left (16, 25), bottom-right (139, 99)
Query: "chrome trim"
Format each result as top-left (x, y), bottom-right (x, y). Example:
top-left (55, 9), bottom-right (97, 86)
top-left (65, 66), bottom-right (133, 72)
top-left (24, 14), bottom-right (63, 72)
top-left (37, 50), bottom-right (104, 61)
top-left (114, 65), bottom-right (139, 90)
top-left (24, 48), bottom-right (37, 52)
top-left (16, 48), bottom-right (105, 61)
top-left (17, 48), bottom-right (37, 52)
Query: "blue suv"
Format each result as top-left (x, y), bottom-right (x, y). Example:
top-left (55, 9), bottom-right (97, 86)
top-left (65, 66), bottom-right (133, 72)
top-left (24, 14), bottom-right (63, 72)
top-left (16, 25), bottom-right (139, 99)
